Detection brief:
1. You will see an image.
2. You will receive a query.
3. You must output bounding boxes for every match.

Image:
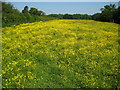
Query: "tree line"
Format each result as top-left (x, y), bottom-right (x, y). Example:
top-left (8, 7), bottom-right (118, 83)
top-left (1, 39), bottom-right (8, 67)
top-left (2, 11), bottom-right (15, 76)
top-left (48, 4), bottom-right (120, 24)
top-left (22, 6), bottom-right (45, 16)
top-left (2, 2), bottom-right (120, 27)
top-left (93, 4), bottom-right (120, 24)
top-left (2, 2), bottom-right (57, 27)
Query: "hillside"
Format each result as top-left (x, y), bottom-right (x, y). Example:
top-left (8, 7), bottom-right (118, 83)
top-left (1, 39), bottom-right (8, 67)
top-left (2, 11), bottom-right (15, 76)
top-left (2, 20), bottom-right (119, 88)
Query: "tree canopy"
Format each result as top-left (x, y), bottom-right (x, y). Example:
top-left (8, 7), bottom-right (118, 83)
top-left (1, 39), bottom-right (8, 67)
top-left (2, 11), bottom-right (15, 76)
top-left (2, 2), bottom-right (120, 27)
top-left (2, 2), bottom-right (19, 14)
top-left (22, 6), bottom-right (29, 13)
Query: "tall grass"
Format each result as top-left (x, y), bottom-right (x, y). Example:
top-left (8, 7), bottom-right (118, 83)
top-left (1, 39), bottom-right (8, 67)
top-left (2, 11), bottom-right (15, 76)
top-left (2, 20), bottom-right (119, 88)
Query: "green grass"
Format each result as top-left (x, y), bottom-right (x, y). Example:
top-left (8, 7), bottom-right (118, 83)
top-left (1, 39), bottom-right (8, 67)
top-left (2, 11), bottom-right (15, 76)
top-left (2, 20), bottom-right (119, 88)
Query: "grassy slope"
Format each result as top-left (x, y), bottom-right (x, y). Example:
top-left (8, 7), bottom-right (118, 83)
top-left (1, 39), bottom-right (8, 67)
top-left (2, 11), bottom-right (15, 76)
top-left (2, 20), bottom-right (119, 88)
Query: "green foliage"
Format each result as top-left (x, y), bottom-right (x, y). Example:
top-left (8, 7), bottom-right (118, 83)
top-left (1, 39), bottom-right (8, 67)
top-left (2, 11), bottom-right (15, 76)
top-left (92, 13), bottom-right (101, 20)
top-left (2, 2), bottom-right (120, 28)
top-left (92, 4), bottom-right (120, 24)
top-left (47, 14), bottom-right (92, 20)
top-left (2, 2), bottom-right (19, 14)
top-left (38, 16), bottom-right (58, 21)
top-left (55, 5), bottom-right (119, 24)
top-left (22, 6), bottom-right (29, 13)
top-left (100, 4), bottom-right (116, 22)
top-left (2, 13), bottom-right (25, 27)
top-left (2, 2), bottom-right (56, 27)
top-left (29, 8), bottom-right (45, 16)
top-left (48, 14), bottom-right (64, 19)
top-left (29, 8), bottom-right (38, 15)
top-left (37, 10), bottom-right (45, 16)
top-left (63, 14), bottom-right (73, 19)
top-left (113, 7), bottom-right (120, 24)
top-left (23, 13), bottom-right (34, 22)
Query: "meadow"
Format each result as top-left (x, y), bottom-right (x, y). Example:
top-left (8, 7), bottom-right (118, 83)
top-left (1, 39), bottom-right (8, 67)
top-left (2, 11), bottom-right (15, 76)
top-left (2, 20), bottom-right (119, 88)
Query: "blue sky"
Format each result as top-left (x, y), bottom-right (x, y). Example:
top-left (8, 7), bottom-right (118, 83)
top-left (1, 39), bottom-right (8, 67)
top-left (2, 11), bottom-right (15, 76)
top-left (2, 0), bottom-right (120, 2)
top-left (9, 2), bottom-right (118, 15)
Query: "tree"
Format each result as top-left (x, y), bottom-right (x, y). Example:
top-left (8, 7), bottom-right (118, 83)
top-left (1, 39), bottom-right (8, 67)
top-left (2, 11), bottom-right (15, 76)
top-left (22, 6), bottom-right (29, 13)
top-left (29, 8), bottom-right (38, 15)
top-left (48, 14), bottom-right (63, 19)
top-left (29, 8), bottom-right (45, 16)
top-left (23, 13), bottom-right (34, 22)
top-left (113, 6), bottom-right (120, 24)
top-left (92, 13), bottom-right (101, 20)
top-left (72, 14), bottom-right (81, 19)
top-left (100, 4), bottom-right (116, 22)
top-left (37, 10), bottom-right (45, 16)
top-left (63, 14), bottom-right (73, 19)
top-left (2, 2), bottom-right (19, 14)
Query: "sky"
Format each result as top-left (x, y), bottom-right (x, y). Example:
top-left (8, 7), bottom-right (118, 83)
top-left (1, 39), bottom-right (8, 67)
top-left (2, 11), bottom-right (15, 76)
top-left (9, 2), bottom-right (118, 15)
top-left (2, 0), bottom-right (120, 2)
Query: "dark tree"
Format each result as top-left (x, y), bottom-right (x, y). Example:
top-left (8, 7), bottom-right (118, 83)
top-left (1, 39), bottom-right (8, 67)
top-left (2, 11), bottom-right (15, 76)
top-left (63, 14), bottom-right (73, 19)
top-left (100, 4), bottom-right (116, 22)
top-left (2, 2), bottom-right (19, 13)
top-left (37, 10), bottom-right (45, 16)
top-left (92, 13), bottom-right (101, 20)
top-left (48, 14), bottom-right (63, 19)
top-left (72, 14), bottom-right (81, 19)
top-left (29, 8), bottom-right (38, 15)
top-left (22, 6), bottom-right (29, 13)
top-left (113, 2), bottom-right (120, 24)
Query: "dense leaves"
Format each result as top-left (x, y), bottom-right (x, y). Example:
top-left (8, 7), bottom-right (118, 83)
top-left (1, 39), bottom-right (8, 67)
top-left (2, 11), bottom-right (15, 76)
top-left (2, 2), bottom-right (19, 14)
top-left (48, 4), bottom-right (120, 24)
top-left (29, 8), bottom-right (45, 16)
top-left (2, 2), bottom-right (120, 27)
top-left (22, 6), bottom-right (29, 13)
top-left (93, 4), bottom-right (120, 24)
top-left (47, 4), bottom-right (120, 24)
top-left (48, 14), bottom-right (92, 20)
top-left (2, 2), bottom-right (56, 27)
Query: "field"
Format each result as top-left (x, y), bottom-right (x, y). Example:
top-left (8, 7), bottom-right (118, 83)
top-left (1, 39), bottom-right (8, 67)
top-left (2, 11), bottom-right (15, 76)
top-left (2, 20), bottom-right (119, 88)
